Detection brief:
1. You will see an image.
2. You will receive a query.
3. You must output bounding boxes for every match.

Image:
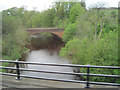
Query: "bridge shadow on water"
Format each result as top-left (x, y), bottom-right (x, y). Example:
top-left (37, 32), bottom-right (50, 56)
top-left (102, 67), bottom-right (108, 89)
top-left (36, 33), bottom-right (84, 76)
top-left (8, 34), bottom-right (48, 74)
top-left (23, 33), bottom-right (79, 80)
top-left (27, 33), bottom-right (65, 53)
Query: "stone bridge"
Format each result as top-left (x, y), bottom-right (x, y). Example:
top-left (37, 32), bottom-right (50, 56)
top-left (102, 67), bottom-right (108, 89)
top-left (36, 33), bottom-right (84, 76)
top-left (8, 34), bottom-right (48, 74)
top-left (27, 28), bottom-right (64, 38)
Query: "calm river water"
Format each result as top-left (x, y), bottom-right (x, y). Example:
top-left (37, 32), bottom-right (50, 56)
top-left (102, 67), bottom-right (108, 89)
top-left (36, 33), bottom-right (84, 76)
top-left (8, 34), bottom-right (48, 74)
top-left (22, 34), bottom-right (75, 80)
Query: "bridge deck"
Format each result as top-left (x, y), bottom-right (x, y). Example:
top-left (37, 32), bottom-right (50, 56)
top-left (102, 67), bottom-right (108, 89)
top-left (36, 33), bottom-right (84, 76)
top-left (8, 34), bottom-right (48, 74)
top-left (1, 75), bottom-right (119, 89)
top-left (27, 28), bottom-right (64, 32)
top-left (27, 28), bottom-right (64, 38)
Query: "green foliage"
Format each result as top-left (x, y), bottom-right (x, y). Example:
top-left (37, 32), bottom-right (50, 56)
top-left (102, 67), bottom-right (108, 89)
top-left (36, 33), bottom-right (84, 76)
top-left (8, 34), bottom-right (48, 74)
top-left (60, 38), bottom-right (94, 65)
top-left (57, 17), bottom-right (70, 28)
top-left (53, 17), bottom-right (59, 26)
top-left (2, 29), bottom-right (30, 60)
top-left (2, 7), bottom-right (30, 60)
top-left (95, 31), bottom-right (118, 66)
top-left (55, 4), bottom-right (64, 20)
top-left (60, 8), bottom-right (119, 83)
top-left (2, 14), bottom-right (23, 34)
top-left (63, 23), bottom-right (77, 42)
top-left (69, 3), bottom-right (85, 23)
top-left (90, 31), bottom-right (119, 83)
top-left (40, 9), bottom-right (55, 27)
top-left (2, 2), bottom-right (86, 29)
top-left (60, 30), bottom-right (118, 83)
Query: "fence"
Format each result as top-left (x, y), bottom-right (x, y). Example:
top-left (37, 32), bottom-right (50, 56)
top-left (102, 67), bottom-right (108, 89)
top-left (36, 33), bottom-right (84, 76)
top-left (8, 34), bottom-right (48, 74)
top-left (0, 60), bottom-right (120, 88)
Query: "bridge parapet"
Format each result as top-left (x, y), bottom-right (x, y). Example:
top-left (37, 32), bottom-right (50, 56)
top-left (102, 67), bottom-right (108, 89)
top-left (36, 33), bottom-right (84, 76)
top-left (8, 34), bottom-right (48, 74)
top-left (27, 28), bottom-right (64, 32)
top-left (27, 28), bottom-right (64, 38)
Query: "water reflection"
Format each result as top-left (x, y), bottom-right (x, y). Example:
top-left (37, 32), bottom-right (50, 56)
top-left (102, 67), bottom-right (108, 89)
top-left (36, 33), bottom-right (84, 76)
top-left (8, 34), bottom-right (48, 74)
top-left (29, 33), bottom-right (64, 51)
top-left (22, 50), bottom-right (74, 80)
top-left (22, 33), bottom-right (75, 80)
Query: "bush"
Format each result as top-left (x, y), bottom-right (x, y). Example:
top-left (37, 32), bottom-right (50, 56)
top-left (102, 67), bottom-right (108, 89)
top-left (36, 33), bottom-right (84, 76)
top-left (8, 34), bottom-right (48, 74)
top-left (2, 29), bottom-right (30, 60)
top-left (63, 23), bottom-right (77, 42)
top-left (60, 30), bottom-right (119, 83)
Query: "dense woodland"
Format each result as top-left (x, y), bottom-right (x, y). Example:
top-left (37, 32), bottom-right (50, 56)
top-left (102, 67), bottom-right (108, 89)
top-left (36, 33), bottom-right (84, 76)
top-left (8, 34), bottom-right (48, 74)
top-left (2, 1), bottom-right (119, 83)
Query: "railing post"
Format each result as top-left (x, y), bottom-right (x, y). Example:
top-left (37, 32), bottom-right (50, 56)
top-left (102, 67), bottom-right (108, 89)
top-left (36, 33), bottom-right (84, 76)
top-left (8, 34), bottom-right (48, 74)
top-left (15, 60), bottom-right (21, 80)
top-left (85, 64), bottom-right (91, 88)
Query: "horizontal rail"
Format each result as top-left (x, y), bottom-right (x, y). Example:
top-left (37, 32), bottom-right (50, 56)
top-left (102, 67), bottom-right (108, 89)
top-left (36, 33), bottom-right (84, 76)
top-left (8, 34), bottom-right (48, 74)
top-left (1, 66), bottom-right (87, 76)
top-left (1, 60), bottom-right (120, 88)
top-left (1, 72), bottom-right (120, 86)
top-left (1, 60), bottom-right (119, 69)
top-left (1, 66), bottom-right (120, 78)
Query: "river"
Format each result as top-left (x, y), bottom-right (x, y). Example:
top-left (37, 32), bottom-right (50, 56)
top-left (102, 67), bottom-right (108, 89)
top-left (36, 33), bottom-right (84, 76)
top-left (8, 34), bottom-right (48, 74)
top-left (22, 33), bottom-right (75, 80)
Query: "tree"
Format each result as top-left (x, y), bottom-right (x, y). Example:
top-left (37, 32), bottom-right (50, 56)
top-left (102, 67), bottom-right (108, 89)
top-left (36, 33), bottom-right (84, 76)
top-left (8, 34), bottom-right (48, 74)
top-left (55, 3), bottom-right (64, 20)
top-left (80, 0), bottom-right (86, 8)
top-left (2, 11), bottom-right (23, 34)
top-left (2, 8), bottom-right (30, 60)
top-left (40, 8), bottom-right (55, 27)
top-left (69, 3), bottom-right (85, 23)
top-left (60, 3), bottom-right (118, 83)
top-left (2, 29), bottom-right (29, 60)
top-left (63, 23), bottom-right (77, 42)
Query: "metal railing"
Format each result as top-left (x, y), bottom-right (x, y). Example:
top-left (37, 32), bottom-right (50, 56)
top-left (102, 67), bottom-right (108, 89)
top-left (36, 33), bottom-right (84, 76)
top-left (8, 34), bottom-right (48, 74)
top-left (0, 60), bottom-right (120, 88)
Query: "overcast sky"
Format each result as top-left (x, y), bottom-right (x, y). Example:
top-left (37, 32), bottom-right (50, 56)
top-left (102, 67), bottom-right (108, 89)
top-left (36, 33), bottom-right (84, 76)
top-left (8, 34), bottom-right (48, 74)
top-left (0, 0), bottom-right (120, 12)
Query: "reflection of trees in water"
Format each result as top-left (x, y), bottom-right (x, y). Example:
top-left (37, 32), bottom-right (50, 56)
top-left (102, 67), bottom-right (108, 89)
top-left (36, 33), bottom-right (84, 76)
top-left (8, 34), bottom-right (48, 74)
top-left (30, 33), bottom-right (64, 52)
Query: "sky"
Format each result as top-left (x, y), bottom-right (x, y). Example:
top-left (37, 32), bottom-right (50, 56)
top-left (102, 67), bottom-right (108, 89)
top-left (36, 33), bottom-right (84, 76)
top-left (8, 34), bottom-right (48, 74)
top-left (0, 0), bottom-right (120, 12)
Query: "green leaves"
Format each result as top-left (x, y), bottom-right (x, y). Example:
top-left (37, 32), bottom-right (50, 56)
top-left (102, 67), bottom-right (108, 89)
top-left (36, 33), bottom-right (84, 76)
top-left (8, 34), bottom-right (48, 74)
top-left (60, 8), bottom-right (118, 83)
top-left (2, 27), bottom-right (30, 60)
top-left (60, 30), bottom-right (118, 83)
top-left (2, 29), bottom-right (29, 60)
top-left (69, 3), bottom-right (85, 23)
top-left (63, 23), bottom-right (77, 42)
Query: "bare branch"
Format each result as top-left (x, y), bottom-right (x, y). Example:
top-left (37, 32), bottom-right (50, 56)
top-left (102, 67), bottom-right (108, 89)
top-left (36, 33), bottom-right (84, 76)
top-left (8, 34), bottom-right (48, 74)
top-left (98, 19), bottom-right (103, 40)
top-left (86, 18), bottom-right (95, 25)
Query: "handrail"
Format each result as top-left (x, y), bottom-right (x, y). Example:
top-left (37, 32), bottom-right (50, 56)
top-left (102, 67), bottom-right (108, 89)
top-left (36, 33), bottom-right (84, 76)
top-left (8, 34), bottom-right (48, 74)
top-left (1, 60), bottom-right (120, 88)
top-left (1, 72), bottom-right (119, 86)
top-left (1, 60), bottom-right (119, 69)
top-left (0, 66), bottom-right (119, 78)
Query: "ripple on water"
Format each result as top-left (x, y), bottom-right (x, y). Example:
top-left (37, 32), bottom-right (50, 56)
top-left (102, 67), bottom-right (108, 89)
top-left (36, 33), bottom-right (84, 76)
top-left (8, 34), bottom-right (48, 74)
top-left (22, 50), bottom-right (74, 80)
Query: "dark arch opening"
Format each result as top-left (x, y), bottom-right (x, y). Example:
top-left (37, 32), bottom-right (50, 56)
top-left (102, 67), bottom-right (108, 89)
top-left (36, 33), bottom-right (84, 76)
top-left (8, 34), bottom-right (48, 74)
top-left (27, 32), bottom-right (65, 52)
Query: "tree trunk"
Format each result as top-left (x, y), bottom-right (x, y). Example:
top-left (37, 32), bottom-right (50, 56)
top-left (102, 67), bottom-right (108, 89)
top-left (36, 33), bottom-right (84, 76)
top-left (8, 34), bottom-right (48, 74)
top-left (98, 19), bottom-right (103, 40)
